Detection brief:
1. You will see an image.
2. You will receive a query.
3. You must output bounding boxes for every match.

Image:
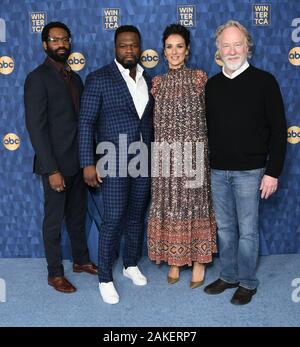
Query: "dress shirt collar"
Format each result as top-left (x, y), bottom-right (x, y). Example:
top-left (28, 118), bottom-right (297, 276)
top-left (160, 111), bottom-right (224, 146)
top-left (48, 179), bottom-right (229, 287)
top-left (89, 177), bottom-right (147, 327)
top-left (46, 56), bottom-right (71, 74)
top-left (114, 59), bottom-right (144, 80)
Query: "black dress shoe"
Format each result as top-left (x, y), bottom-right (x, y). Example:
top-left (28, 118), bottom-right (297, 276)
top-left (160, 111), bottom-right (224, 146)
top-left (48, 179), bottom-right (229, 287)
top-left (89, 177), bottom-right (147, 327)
top-left (231, 286), bottom-right (257, 305)
top-left (204, 278), bottom-right (239, 294)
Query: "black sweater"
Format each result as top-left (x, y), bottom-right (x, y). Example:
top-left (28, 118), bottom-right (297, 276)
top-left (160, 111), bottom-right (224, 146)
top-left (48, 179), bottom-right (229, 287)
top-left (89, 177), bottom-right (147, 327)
top-left (205, 65), bottom-right (287, 178)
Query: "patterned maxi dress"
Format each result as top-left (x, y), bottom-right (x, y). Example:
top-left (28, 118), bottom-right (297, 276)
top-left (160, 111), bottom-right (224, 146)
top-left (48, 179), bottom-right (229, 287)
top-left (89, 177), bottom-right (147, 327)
top-left (147, 65), bottom-right (217, 266)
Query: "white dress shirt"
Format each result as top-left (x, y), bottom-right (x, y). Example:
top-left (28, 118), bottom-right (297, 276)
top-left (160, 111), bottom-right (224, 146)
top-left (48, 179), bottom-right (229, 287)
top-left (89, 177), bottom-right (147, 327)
top-left (222, 60), bottom-right (250, 79)
top-left (114, 59), bottom-right (149, 119)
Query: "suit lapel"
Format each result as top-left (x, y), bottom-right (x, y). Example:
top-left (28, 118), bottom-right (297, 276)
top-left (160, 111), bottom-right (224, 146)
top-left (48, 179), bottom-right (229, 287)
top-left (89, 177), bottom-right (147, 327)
top-left (43, 59), bottom-right (74, 107)
top-left (70, 71), bottom-right (81, 113)
top-left (109, 61), bottom-right (139, 117)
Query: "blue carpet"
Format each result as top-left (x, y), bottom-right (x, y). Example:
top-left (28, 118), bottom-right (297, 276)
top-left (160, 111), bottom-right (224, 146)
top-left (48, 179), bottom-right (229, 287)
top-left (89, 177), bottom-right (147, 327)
top-left (0, 255), bottom-right (299, 327)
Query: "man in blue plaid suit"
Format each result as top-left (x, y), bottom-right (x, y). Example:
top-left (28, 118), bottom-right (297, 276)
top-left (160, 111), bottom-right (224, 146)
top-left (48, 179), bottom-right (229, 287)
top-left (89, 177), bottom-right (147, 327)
top-left (79, 25), bottom-right (154, 304)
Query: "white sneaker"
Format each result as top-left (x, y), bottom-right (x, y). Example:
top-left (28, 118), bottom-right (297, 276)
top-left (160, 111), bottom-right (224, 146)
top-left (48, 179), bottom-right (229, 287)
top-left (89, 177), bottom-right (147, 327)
top-left (123, 266), bottom-right (147, 286)
top-left (99, 282), bottom-right (119, 304)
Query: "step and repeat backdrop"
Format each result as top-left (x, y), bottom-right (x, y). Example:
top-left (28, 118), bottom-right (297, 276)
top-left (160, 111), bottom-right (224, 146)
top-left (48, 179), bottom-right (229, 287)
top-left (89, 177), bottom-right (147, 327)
top-left (0, 0), bottom-right (300, 260)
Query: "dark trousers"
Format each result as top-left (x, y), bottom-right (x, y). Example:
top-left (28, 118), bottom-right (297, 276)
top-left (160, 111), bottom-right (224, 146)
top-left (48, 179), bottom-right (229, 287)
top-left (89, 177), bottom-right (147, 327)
top-left (98, 176), bottom-right (150, 282)
top-left (42, 171), bottom-right (90, 277)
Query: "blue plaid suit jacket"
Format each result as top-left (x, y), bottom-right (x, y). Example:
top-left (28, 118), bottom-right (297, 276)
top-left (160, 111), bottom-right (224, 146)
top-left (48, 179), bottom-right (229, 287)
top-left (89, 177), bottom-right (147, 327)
top-left (79, 61), bottom-right (154, 168)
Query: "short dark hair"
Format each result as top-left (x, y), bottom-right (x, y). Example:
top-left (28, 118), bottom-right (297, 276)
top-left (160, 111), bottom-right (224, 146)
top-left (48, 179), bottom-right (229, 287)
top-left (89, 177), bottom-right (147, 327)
top-left (114, 25), bottom-right (141, 44)
top-left (162, 24), bottom-right (190, 48)
top-left (41, 22), bottom-right (71, 42)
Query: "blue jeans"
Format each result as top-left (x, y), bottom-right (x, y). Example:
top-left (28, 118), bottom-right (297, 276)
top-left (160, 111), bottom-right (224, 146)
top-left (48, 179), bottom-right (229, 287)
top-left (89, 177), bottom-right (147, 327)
top-left (211, 168), bottom-right (265, 290)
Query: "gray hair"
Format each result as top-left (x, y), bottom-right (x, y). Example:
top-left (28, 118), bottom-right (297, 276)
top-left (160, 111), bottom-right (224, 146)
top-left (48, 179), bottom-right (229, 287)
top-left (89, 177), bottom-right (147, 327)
top-left (215, 20), bottom-right (253, 59)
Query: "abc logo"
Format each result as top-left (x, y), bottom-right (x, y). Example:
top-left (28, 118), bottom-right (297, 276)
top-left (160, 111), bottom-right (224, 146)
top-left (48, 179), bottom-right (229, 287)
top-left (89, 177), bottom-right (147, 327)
top-left (141, 49), bottom-right (159, 68)
top-left (0, 56), bottom-right (14, 75)
top-left (3, 133), bottom-right (20, 150)
top-left (288, 47), bottom-right (300, 66)
top-left (67, 52), bottom-right (85, 71)
top-left (215, 50), bottom-right (224, 67)
top-left (287, 126), bottom-right (300, 144)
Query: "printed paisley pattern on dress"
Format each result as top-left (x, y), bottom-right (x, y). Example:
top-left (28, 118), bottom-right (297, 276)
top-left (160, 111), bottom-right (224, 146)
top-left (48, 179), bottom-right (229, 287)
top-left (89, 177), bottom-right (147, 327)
top-left (148, 65), bottom-right (217, 266)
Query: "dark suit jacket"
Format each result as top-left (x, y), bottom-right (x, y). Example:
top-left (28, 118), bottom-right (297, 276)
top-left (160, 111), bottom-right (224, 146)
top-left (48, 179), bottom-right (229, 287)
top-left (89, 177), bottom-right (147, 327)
top-left (24, 58), bottom-right (84, 176)
top-left (78, 61), bottom-right (154, 169)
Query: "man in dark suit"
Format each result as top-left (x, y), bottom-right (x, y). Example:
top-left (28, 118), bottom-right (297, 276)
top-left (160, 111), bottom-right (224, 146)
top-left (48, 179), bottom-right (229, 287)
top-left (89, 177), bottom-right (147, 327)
top-left (79, 25), bottom-right (153, 304)
top-left (24, 22), bottom-right (97, 294)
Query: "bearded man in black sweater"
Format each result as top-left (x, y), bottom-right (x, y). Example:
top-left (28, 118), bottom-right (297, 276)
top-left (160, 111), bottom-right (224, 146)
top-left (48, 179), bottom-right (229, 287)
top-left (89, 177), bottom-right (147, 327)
top-left (204, 20), bottom-right (287, 305)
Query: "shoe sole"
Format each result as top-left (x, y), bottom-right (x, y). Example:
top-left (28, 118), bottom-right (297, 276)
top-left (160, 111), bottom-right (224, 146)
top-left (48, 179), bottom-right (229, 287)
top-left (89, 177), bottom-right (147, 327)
top-left (231, 299), bottom-right (251, 305)
top-left (101, 298), bottom-right (119, 304)
top-left (73, 269), bottom-right (98, 275)
top-left (230, 296), bottom-right (254, 305)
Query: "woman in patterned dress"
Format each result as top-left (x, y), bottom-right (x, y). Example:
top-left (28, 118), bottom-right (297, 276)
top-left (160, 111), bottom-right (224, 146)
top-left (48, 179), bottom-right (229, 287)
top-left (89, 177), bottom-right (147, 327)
top-left (147, 24), bottom-right (217, 287)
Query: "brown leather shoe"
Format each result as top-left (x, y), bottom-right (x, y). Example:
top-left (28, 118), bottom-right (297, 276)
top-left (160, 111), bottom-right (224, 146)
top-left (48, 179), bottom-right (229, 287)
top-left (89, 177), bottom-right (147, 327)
top-left (48, 276), bottom-right (77, 293)
top-left (73, 262), bottom-right (98, 275)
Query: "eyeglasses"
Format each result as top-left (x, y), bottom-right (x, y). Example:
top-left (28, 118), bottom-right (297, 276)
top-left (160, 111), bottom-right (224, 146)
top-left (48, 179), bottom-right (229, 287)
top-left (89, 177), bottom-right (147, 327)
top-left (47, 36), bottom-right (71, 44)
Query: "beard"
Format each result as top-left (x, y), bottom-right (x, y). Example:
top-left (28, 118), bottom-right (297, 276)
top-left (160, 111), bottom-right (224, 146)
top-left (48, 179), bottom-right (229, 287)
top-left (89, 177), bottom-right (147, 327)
top-left (116, 55), bottom-right (140, 69)
top-left (222, 55), bottom-right (246, 72)
top-left (45, 45), bottom-right (71, 63)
